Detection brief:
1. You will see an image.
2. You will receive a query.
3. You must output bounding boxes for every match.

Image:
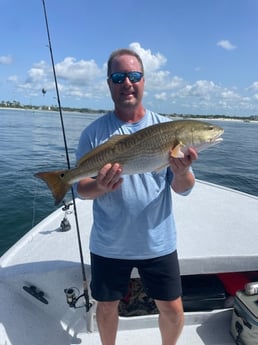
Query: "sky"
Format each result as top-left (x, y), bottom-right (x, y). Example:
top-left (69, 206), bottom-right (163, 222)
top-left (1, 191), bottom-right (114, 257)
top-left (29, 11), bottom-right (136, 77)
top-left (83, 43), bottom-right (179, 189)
top-left (1, 0), bottom-right (258, 116)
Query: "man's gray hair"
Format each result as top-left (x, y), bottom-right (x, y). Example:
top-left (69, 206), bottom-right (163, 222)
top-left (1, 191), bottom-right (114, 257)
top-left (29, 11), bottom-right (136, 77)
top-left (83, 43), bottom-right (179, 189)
top-left (107, 48), bottom-right (144, 77)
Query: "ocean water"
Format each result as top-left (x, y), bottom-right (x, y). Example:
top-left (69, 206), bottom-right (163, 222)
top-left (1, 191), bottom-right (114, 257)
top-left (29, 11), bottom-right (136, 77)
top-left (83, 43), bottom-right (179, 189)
top-left (1, 109), bottom-right (257, 256)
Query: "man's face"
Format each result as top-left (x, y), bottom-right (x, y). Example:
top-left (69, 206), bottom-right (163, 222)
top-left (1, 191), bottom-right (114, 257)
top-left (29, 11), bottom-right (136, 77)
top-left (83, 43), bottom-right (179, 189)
top-left (107, 54), bottom-right (145, 111)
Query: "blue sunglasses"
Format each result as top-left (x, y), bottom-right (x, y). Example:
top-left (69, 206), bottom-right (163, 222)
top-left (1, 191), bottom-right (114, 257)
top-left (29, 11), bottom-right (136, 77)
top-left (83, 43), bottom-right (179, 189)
top-left (109, 71), bottom-right (143, 84)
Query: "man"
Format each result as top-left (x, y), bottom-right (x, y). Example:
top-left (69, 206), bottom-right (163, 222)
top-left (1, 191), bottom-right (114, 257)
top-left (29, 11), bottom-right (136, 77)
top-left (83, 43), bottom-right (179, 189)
top-left (76, 48), bottom-right (198, 345)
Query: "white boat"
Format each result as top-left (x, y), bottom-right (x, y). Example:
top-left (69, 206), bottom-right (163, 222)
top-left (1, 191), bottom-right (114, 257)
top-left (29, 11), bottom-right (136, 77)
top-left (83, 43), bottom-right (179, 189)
top-left (1, 179), bottom-right (258, 345)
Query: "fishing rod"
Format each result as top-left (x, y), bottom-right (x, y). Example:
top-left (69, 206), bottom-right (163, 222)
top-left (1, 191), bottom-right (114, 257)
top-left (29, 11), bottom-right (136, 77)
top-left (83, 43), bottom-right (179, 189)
top-left (41, 0), bottom-right (92, 314)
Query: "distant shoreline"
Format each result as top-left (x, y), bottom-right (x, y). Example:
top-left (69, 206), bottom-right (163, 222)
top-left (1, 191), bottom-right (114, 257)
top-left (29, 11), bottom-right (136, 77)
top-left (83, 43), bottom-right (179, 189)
top-left (184, 117), bottom-right (258, 124)
top-left (165, 114), bottom-right (258, 123)
top-left (1, 106), bottom-right (257, 123)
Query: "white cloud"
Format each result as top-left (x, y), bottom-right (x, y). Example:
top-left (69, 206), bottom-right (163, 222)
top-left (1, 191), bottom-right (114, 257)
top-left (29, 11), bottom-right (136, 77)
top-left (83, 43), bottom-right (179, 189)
top-left (157, 78), bottom-right (255, 115)
top-left (55, 57), bottom-right (104, 84)
top-left (248, 81), bottom-right (258, 91)
top-left (155, 92), bottom-right (168, 101)
top-left (0, 55), bottom-right (13, 64)
top-left (179, 80), bottom-right (218, 99)
top-left (17, 57), bottom-right (107, 99)
top-left (129, 42), bottom-right (167, 72)
top-left (7, 75), bottom-right (18, 82)
top-left (26, 61), bottom-right (50, 82)
top-left (146, 71), bottom-right (184, 91)
top-left (28, 67), bottom-right (46, 80)
top-left (216, 40), bottom-right (237, 50)
top-left (221, 90), bottom-right (240, 99)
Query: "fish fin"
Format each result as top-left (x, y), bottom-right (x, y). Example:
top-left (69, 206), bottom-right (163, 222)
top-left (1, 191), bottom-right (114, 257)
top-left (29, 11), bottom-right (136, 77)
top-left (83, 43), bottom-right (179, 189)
top-left (171, 144), bottom-right (185, 158)
top-left (76, 135), bottom-right (129, 166)
top-left (34, 170), bottom-right (70, 206)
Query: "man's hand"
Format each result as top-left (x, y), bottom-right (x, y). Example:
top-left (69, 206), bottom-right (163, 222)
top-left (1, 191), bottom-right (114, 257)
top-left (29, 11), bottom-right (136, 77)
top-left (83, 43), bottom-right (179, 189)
top-left (77, 163), bottom-right (123, 200)
top-left (169, 147), bottom-right (198, 194)
top-left (169, 147), bottom-right (198, 176)
top-left (96, 163), bottom-right (123, 192)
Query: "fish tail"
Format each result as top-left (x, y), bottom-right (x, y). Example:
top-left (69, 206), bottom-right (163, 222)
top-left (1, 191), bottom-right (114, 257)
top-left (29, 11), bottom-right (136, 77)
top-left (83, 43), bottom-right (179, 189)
top-left (34, 170), bottom-right (71, 205)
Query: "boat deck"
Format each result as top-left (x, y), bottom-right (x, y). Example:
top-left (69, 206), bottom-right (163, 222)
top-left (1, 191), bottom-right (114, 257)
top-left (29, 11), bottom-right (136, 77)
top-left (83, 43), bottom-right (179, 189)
top-left (1, 180), bottom-right (258, 274)
top-left (77, 312), bottom-right (235, 345)
top-left (1, 180), bottom-right (257, 345)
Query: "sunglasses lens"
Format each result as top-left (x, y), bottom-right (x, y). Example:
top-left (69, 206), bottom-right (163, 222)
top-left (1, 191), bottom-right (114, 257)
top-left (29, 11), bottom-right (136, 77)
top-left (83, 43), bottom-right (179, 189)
top-left (111, 73), bottom-right (126, 84)
top-left (128, 72), bottom-right (143, 83)
top-left (110, 72), bottom-right (143, 84)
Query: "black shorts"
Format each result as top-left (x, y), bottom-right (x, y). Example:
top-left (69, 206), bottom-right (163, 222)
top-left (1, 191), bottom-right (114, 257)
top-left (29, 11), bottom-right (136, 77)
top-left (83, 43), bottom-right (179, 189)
top-left (90, 251), bottom-right (182, 302)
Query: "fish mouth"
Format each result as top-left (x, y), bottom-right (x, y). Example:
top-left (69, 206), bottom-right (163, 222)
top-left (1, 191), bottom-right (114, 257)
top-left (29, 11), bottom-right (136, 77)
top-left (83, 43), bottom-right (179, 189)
top-left (207, 134), bottom-right (223, 148)
top-left (212, 136), bottom-right (223, 144)
top-left (211, 128), bottom-right (224, 144)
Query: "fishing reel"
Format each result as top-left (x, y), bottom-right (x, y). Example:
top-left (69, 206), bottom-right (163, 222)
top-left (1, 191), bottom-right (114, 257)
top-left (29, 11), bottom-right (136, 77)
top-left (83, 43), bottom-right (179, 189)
top-left (59, 201), bottom-right (73, 232)
top-left (64, 287), bottom-right (92, 311)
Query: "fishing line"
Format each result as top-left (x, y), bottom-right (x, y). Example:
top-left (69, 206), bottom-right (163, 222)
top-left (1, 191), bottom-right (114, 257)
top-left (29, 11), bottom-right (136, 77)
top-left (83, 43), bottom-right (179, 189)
top-left (41, 0), bottom-right (91, 312)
